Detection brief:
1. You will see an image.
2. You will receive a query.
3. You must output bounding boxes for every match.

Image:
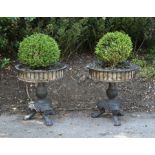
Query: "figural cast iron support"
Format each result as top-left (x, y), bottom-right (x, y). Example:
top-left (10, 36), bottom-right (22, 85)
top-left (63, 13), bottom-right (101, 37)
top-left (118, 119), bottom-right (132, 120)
top-left (15, 63), bottom-right (67, 126)
top-left (87, 62), bottom-right (139, 126)
top-left (24, 83), bottom-right (56, 126)
top-left (91, 83), bottom-right (123, 126)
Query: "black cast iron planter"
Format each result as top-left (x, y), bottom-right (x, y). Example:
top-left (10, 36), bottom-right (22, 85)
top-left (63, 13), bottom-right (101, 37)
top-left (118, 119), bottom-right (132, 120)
top-left (87, 62), bottom-right (139, 126)
top-left (15, 63), bottom-right (67, 126)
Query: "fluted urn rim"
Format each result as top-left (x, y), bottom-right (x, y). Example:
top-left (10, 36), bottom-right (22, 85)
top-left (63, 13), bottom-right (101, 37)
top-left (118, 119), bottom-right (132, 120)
top-left (15, 63), bottom-right (67, 83)
top-left (86, 62), bottom-right (139, 72)
top-left (15, 63), bottom-right (67, 72)
top-left (86, 62), bottom-right (140, 82)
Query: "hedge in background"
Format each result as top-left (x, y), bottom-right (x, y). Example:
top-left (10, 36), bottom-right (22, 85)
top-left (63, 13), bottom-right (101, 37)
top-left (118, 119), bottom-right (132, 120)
top-left (43, 17), bottom-right (106, 58)
top-left (0, 17), bottom-right (106, 59)
top-left (0, 17), bottom-right (154, 60)
top-left (105, 17), bottom-right (154, 53)
top-left (0, 17), bottom-right (37, 58)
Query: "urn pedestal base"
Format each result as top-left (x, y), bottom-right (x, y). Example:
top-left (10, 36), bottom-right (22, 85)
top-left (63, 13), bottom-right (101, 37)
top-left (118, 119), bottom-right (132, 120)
top-left (24, 83), bottom-right (55, 126)
top-left (91, 83), bottom-right (123, 126)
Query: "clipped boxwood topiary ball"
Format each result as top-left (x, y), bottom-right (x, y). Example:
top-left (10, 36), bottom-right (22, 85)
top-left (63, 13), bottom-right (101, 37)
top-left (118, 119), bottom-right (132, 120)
top-left (95, 31), bottom-right (133, 67)
top-left (18, 33), bottom-right (60, 68)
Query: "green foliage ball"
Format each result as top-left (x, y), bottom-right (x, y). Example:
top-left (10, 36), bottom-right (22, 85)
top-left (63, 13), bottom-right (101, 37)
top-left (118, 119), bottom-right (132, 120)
top-left (18, 33), bottom-right (60, 68)
top-left (95, 31), bottom-right (133, 66)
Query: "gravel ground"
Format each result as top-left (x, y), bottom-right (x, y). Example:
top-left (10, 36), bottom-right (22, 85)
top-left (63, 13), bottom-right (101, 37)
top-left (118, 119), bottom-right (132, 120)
top-left (0, 111), bottom-right (155, 138)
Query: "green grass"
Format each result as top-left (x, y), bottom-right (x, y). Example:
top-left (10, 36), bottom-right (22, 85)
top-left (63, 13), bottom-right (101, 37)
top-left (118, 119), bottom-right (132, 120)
top-left (132, 55), bottom-right (155, 78)
top-left (0, 58), bottom-right (10, 69)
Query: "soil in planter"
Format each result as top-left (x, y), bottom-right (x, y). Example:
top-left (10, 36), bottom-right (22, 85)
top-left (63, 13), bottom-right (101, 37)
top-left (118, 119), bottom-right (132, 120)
top-left (90, 60), bottom-right (138, 71)
top-left (17, 62), bottom-right (65, 71)
top-left (0, 53), bottom-right (155, 114)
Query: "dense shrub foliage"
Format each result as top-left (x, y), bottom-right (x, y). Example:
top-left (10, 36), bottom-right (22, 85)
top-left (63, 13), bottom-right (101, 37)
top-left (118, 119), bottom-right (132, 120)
top-left (0, 56), bottom-right (10, 69)
top-left (95, 31), bottom-right (133, 66)
top-left (43, 18), bottom-right (105, 58)
top-left (18, 33), bottom-right (60, 68)
top-left (0, 17), bottom-right (154, 60)
top-left (0, 17), bottom-right (105, 59)
top-left (105, 17), bottom-right (154, 53)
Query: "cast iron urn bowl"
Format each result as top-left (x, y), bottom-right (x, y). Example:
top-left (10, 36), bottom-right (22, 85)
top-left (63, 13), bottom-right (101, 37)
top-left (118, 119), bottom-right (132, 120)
top-left (15, 63), bottom-right (67, 126)
top-left (15, 63), bottom-right (67, 83)
top-left (87, 62), bottom-right (139, 82)
top-left (87, 62), bottom-right (139, 126)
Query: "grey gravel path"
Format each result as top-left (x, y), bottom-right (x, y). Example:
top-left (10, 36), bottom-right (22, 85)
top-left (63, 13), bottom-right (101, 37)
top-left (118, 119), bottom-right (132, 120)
top-left (0, 111), bottom-right (155, 138)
